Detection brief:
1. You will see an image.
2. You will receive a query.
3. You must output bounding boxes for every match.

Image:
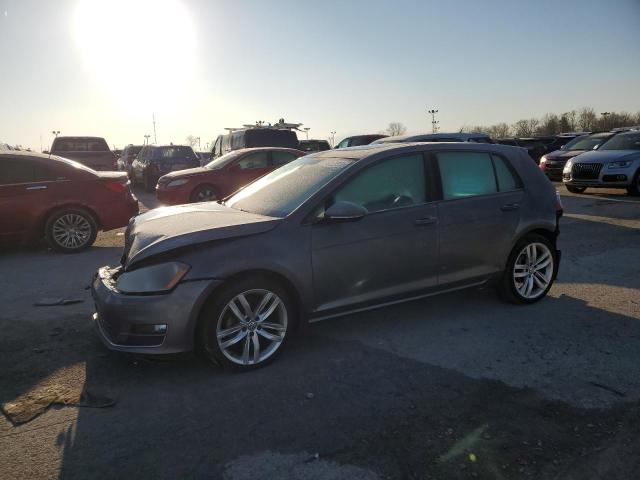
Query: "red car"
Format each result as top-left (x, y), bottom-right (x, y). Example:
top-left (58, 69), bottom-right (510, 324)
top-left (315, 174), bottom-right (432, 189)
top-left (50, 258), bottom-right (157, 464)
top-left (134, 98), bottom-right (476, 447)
top-left (156, 147), bottom-right (306, 204)
top-left (0, 151), bottom-right (139, 252)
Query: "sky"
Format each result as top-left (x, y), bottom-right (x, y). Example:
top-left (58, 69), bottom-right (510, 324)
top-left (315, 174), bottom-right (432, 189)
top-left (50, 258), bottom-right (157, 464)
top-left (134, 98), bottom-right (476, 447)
top-left (1, 0), bottom-right (639, 151)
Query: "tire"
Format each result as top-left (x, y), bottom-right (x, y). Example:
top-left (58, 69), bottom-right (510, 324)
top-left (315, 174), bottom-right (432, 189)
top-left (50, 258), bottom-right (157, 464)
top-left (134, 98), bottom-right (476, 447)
top-left (566, 185), bottom-right (586, 194)
top-left (498, 234), bottom-right (557, 304)
top-left (197, 275), bottom-right (294, 370)
top-left (626, 170), bottom-right (640, 196)
top-left (45, 208), bottom-right (98, 253)
top-left (190, 184), bottom-right (218, 203)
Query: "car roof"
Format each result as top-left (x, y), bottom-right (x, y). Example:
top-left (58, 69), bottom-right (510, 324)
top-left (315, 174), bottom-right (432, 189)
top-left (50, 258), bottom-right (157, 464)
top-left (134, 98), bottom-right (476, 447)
top-left (54, 136), bottom-right (106, 140)
top-left (377, 132), bottom-right (489, 143)
top-left (0, 150), bottom-right (58, 160)
top-left (313, 141), bottom-right (521, 161)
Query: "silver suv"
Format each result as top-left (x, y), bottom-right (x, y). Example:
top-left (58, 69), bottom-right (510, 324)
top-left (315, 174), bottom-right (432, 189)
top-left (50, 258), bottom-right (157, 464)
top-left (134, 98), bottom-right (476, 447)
top-left (563, 130), bottom-right (640, 196)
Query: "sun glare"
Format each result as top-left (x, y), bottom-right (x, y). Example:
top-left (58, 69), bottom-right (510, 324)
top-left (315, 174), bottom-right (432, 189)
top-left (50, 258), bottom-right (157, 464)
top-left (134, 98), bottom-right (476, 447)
top-left (73, 0), bottom-right (196, 111)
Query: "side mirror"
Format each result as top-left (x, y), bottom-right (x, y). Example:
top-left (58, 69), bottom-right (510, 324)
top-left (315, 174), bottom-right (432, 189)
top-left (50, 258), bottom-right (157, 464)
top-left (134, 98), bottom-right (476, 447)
top-left (324, 201), bottom-right (367, 222)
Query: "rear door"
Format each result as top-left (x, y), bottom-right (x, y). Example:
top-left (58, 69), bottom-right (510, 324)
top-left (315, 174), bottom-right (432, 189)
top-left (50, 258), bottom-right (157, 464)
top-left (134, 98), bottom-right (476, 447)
top-left (0, 157), bottom-right (56, 237)
top-left (434, 150), bottom-right (523, 285)
top-left (311, 152), bottom-right (439, 314)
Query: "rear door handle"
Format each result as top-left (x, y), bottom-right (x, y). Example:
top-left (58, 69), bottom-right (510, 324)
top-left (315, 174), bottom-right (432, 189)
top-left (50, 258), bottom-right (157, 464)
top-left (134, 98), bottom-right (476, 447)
top-left (414, 216), bottom-right (438, 226)
top-left (26, 185), bottom-right (47, 191)
top-left (500, 203), bottom-right (519, 211)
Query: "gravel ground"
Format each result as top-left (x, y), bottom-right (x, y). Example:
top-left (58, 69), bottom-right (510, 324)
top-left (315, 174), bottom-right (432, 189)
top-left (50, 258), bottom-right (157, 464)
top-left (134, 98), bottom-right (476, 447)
top-left (0, 185), bottom-right (639, 479)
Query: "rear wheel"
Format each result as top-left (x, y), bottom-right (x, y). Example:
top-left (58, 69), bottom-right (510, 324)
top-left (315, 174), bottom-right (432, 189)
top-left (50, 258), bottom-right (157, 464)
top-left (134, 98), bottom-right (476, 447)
top-left (198, 276), bottom-right (294, 370)
top-left (566, 185), bottom-right (586, 194)
top-left (498, 234), bottom-right (556, 304)
top-left (45, 208), bottom-right (97, 253)
top-left (190, 184), bottom-right (218, 203)
top-left (627, 170), bottom-right (640, 196)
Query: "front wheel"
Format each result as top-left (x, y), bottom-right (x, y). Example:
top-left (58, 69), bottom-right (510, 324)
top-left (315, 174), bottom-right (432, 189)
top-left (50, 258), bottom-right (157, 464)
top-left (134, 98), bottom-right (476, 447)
top-left (498, 234), bottom-right (556, 304)
top-left (566, 185), bottom-right (586, 194)
top-left (190, 184), bottom-right (218, 203)
top-left (45, 208), bottom-right (97, 253)
top-left (198, 276), bottom-right (293, 370)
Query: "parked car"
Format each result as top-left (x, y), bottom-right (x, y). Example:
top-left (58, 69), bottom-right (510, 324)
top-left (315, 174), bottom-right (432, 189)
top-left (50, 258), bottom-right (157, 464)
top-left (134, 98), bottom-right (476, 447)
top-left (299, 139), bottom-right (331, 153)
top-left (157, 147), bottom-right (305, 204)
top-left (496, 138), bottom-right (547, 163)
top-left (539, 133), bottom-right (616, 181)
top-left (211, 128), bottom-right (299, 159)
top-left (196, 151), bottom-right (211, 166)
top-left (49, 136), bottom-right (117, 171)
top-left (0, 151), bottom-right (138, 252)
top-left (92, 142), bottom-right (561, 369)
top-left (335, 134), bottom-right (387, 148)
top-left (535, 133), bottom-right (587, 154)
top-left (131, 145), bottom-right (201, 191)
top-left (373, 132), bottom-right (493, 144)
top-left (117, 144), bottom-right (144, 176)
top-left (562, 131), bottom-right (640, 195)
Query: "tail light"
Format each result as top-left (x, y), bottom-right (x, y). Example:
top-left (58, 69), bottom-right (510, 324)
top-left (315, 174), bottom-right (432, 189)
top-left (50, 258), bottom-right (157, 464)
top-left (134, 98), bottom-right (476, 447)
top-left (105, 180), bottom-right (128, 193)
top-left (555, 191), bottom-right (563, 218)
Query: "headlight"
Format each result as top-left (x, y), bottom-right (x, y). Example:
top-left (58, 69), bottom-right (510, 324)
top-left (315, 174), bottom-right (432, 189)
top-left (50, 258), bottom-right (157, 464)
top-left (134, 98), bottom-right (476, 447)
top-left (167, 178), bottom-right (189, 187)
top-left (563, 159), bottom-right (573, 173)
top-left (607, 160), bottom-right (633, 169)
top-left (116, 262), bottom-right (190, 294)
top-left (539, 155), bottom-right (547, 164)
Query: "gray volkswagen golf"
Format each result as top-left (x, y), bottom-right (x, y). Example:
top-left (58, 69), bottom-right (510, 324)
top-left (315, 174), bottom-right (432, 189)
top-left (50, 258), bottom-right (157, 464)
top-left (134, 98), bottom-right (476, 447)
top-left (92, 143), bottom-right (562, 369)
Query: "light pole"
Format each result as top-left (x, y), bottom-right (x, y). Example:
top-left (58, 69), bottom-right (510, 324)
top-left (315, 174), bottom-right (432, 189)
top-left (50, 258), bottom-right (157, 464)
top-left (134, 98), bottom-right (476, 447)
top-left (52, 130), bottom-right (60, 138)
top-left (330, 131), bottom-right (336, 147)
top-left (428, 109), bottom-right (439, 133)
top-left (601, 112), bottom-right (611, 130)
top-left (303, 127), bottom-right (310, 140)
top-left (144, 134), bottom-right (151, 145)
top-left (196, 136), bottom-right (201, 151)
top-left (152, 113), bottom-right (157, 144)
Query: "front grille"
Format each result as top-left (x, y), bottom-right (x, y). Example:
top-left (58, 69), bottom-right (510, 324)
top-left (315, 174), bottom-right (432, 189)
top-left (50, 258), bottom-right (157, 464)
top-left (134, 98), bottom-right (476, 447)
top-left (572, 163), bottom-right (602, 180)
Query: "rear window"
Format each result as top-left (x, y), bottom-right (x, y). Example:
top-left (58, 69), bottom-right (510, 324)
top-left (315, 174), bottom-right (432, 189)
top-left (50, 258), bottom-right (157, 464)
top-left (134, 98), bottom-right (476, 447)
top-left (244, 130), bottom-right (299, 149)
top-left (52, 138), bottom-right (109, 152)
top-left (152, 146), bottom-right (198, 162)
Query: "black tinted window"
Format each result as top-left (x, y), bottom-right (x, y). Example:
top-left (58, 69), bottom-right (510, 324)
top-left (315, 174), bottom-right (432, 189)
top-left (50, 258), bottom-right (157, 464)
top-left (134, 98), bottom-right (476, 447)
top-left (237, 152), bottom-right (269, 169)
top-left (0, 159), bottom-right (51, 184)
top-left (154, 147), bottom-right (197, 161)
top-left (272, 151), bottom-right (296, 166)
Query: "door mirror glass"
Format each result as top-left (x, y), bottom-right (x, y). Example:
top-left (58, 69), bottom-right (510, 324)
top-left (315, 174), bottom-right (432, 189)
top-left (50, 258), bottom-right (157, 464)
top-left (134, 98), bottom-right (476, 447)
top-left (324, 201), bottom-right (367, 222)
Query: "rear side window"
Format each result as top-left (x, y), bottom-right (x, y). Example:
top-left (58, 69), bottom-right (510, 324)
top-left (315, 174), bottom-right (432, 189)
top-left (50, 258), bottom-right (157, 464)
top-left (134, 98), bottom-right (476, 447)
top-left (333, 154), bottom-right (426, 213)
top-left (0, 159), bottom-right (51, 184)
top-left (272, 151), bottom-right (296, 166)
top-left (237, 152), bottom-right (269, 170)
top-left (492, 155), bottom-right (520, 191)
top-left (437, 152), bottom-right (497, 199)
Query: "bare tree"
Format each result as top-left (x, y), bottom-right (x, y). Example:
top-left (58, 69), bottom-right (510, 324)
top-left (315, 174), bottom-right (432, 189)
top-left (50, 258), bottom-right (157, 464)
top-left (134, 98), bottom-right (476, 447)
top-left (577, 107), bottom-right (597, 131)
top-left (385, 122), bottom-right (407, 137)
top-left (538, 113), bottom-right (560, 135)
top-left (185, 135), bottom-right (199, 148)
top-left (489, 123), bottom-right (512, 138)
top-left (512, 119), bottom-right (533, 137)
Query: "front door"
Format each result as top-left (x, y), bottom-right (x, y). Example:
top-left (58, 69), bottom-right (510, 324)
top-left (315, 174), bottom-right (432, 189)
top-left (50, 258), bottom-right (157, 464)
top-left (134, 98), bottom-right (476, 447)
top-left (311, 152), bottom-right (439, 315)
top-left (227, 151), bottom-right (271, 194)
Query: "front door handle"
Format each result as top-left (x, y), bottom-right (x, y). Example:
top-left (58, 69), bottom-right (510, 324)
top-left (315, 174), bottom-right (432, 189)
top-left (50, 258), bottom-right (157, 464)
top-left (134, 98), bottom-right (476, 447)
top-left (500, 203), bottom-right (520, 211)
top-left (26, 185), bottom-right (47, 191)
top-left (414, 216), bottom-right (438, 226)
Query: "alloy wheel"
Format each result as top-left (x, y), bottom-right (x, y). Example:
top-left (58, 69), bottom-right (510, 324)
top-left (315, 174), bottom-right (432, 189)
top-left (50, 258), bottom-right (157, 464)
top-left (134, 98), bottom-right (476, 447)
top-left (52, 213), bottom-right (92, 249)
top-left (196, 188), bottom-right (216, 202)
top-left (216, 289), bottom-right (288, 366)
top-left (512, 242), bottom-right (554, 299)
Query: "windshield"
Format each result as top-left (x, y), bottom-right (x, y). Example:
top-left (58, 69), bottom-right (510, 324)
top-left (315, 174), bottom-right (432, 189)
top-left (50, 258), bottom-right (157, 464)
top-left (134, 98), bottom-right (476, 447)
top-left (598, 132), bottom-right (640, 151)
top-left (562, 135), bottom-right (607, 151)
top-left (226, 155), bottom-right (354, 217)
top-left (205, 151), bottom-right (242, 170)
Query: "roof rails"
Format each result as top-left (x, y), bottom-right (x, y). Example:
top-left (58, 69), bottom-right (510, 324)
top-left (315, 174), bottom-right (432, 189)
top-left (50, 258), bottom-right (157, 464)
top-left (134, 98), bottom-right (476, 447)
top-left (224, 118), bottom-right (303, 132)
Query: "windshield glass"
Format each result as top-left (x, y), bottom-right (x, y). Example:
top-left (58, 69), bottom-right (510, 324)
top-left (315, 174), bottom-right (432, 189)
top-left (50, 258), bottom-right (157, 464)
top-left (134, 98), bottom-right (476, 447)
top-left (205, 151), bottom-right (242, 170)
top-left (226, 155), bottom-right (354, 217)
top-left (598, 132), bottom-right (640, 151)
top-left (562, 135), bottom-right (607, 151)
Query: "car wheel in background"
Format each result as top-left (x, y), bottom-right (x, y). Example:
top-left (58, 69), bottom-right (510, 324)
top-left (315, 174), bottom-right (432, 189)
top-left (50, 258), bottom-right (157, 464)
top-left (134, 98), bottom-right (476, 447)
top-left (190, 184), bottom-right (218, 203)
top-left (626, 170), bottom-right (640, 196)
top-left (566, 186), bottom-right (586, 194)
top-left (198, 276), bottom-right (293, 370)
top-left (498, 234), bottom-right (556, 304)
top-left (45, 208), bottom-right (97, 253)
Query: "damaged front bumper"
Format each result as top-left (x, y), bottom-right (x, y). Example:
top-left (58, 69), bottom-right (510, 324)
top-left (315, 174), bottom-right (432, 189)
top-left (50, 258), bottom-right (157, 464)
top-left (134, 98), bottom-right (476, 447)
top-left (91, 266), bottom-right (221, 354)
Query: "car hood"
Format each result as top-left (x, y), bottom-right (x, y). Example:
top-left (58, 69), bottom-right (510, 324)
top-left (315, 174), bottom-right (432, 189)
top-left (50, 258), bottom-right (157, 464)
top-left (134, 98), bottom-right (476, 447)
top-left (545, 149), bottom-right (585, 160)
top-left (159, 166), bottom-right (209, 180)
top-left (571, 150), bottom-right (640, 164)
top-left (122, 202), bottom-right (281, 268)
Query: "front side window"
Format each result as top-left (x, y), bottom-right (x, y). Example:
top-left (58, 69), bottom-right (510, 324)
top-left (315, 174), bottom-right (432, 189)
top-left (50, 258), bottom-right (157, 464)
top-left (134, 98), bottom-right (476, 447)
top-left (236, 152), bottom-right (269, 170)
top-left (333, 154), bottom-right (426, 213)
top-left (437, 151), bottom-right (497, 199)
top-left (336, 139), bottom-right (350, 149)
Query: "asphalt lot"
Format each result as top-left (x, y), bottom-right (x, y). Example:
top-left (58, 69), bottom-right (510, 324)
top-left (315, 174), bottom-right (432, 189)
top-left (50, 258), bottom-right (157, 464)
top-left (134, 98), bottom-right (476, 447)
top-left (1, 184), bottom-right (639, 479)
